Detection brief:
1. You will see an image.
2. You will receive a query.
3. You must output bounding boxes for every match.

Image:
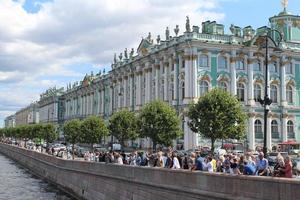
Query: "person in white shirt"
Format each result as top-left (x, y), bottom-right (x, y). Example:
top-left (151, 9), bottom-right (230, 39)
top-left (115, 153), bottom-right (123, 165)
top-left (172, 153), bottom-right (181, 169)
top-left (206, 157), bottom-right (213, 172)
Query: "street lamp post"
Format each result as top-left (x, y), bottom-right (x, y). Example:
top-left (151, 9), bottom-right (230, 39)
top-left (257, 28), bottom-right (283, 157)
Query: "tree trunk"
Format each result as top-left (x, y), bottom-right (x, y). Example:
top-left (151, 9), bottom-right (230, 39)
top-left (72, 144), bottom-right (75, 160)
top-left (211, 138), bottom-right (215, 155)
top-left (152, 140), bottom-right (156, 152)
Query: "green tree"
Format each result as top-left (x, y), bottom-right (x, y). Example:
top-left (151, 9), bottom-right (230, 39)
top-left (64, 119), bottom-right (82, 159)
top-left (81, 116), bottom-right (109, 149)
top-left (42, 124), bottom-right (57, 146)
top-left (138, 100), bottom-right (182, 150)
top-left (188, 88), bottom-right (247, 153)
top-left (109, 110), bottom-right (139, 150)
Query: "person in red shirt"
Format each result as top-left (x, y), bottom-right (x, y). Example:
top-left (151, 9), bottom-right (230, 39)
top-left (279, 156), bottom-right (292, 178)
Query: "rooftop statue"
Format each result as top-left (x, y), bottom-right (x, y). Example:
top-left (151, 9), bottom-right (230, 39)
top-left (186, 16), bottom-right (191, 32)
top-left (130, 48), bottom-right (134, 58)
top-left (156, 35), bottom-right (161, 44)
top-left (282, 0), bottom-right (288, 10)
top-left (119, 53), bottom-right (123, 61)
top-left (165, 27), bottom-right (170, 40)
top-left (124, 48), bottom-right (128, 59)
top-left (114, 53), bottom-right (117, 64)
top-left (174, 25), bottom-right (179, 36)
top-left (147, 32), bottom-right (152, 42)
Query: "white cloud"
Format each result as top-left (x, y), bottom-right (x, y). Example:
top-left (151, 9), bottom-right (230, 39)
top-left (0, 0), bottom-right (226, 125)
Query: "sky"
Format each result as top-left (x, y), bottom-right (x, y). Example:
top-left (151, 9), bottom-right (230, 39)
top-left (0, 0), bottom-right (299, 127)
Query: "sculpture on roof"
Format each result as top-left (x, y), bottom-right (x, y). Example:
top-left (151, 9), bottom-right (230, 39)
top-left (174, 25), bottom-right (179, 36)
top-left (147, 32), bottom-right (152, 42)
top-left (114, 53), bottom-right (117, 64)
top-left (124, 48), bottom-right (128, 59)
top-left (165, 27), bottom-right (170, 40)
top-left (130, 48), bottom-right (134, 58)
top-left (119, 53), bottom-right (123, 61)
top-left (281, 0), bottom-right (288, 9)
top-left (156, 35), bottom-right (161, 44)
top-left (186, 16), bottom-right (191, 32)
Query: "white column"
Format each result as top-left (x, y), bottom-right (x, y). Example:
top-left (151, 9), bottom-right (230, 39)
top-left (267, 116), bottom-right (272, 150)
top-left (191, 55), bottom-right (197, 98)
top-left (145, 65), bottom-right (150, 103)
top-left (164, 60), bottom-right (168, 101)
top-left (155, 63), bottom-right (160, 100)
top-left (248, 114), bottom-right (255, 151)
top-left (173, 55), bottom-right (178, 104)
top-left (135, 71), bottom-right (142, 110)
top-left (248, 54), bottom-right (254, 105)
top-left (183, 54), bottom-right (191, 104)
top-left (129, 74), bottom-right (133, 109)
top-left (282, 116), bottom-right (288, 142)
top-left (183, 116), bottom-right (190, 150)
top-left (100, 89), bottom-right (104, 115)
top-left (80, 96), bottom-right (83, 116)
top-left (91, 93), bottom-right (94, 115)
top-left (281, 61), bottom-right (287, 106)
top-left (123, 77), bottom-right (128, 108)
top-left (117, 80), bottom-right (122, 109)
top-left (230, 51), bottom-right (237, 96)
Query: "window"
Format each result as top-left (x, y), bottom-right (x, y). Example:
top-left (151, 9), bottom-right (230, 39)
top-left (237, 83), bottom-right (245, 101)
top-left (270, 85), bottom-right (278, 103)
top-left (286, 85), bottom-right (293, 103)
top-left (199, 54), bottom-right (209, 68)
top-left (199, 81), bottom-right (209, 96)
top-left (254, 84), bottom-right (262, 102)
top-left (286, 63), bottom-right (293, 74)
top-left (253, 61), bottom-right (261, 71)
top-left (218, 56), bottom-right (227, 69)
top-left (236, 60), bottom-right (244, 70)
top-left (269, 62), bottom-right (277, 73)
top-left (271, 120), bottom-right (279, 139)
top-left (255, 120), bottom-right (263, 139)
top-left (287, 121), bottom-right (294, 133)
top-left (218, 81), bottom-right (227, 91)
top-left (287, 120), bottom-right (295, 139)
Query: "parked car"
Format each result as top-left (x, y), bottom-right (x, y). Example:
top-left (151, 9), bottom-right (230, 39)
top-left (52, 143), bottom-right (66, 152)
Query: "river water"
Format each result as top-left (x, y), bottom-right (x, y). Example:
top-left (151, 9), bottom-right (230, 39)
top-left (0, 153), bottom-right (76, 200)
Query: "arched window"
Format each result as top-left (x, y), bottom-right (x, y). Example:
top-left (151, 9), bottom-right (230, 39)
top-left (218, 81), bottom-right (227, 91)
top-left (253, 61), bottom-right (261, 71)
top-left (286, 63), bottom-right (293, 74)
top-left (199, 54), bottom-right (208, 68)
top-left (255, 120), bottom-right (263, 139)
top-left (218, 56), bottom-right (227, 69)
top-left (254, 84), bottom-right (262, 102)
top-left (287, 120), bottom-right (295, 139)
top-left (286, 85), bottom-right (293, 103)
top-left (269, 62), bottom-right (277, 73)
top-left (199, 81), bottom-right (209, 96)
top-left (237, 83), bottom-right (245, 101)
top-left (271, 120), bottom-right (279, 139)
top-left (236, 60), bottom-right (244, 70)
top-left (270, 85), bottom-right (278, 103)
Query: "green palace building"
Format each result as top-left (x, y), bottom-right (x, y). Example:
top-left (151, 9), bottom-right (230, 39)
top-left (7, 1), bottom-right (300, 151)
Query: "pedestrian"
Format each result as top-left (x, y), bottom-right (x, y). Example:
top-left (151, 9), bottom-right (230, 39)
top-left (172, 153), bottom-right (180, 169)
top-left (255, 152), bottom-right (269, 176)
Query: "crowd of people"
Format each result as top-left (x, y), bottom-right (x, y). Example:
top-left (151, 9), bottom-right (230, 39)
top-left (81, 149), bottom-right (300, 179)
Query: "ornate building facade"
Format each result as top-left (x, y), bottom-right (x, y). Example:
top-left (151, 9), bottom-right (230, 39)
top-left (5, 3), bottom-right (300, 151)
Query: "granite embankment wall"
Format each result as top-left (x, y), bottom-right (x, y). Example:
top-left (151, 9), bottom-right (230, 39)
top-left (0, 143), bottom-right (299, 200)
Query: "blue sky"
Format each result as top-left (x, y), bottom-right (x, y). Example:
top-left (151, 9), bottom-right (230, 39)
top-left (0, 0), bottom-right (299, 127)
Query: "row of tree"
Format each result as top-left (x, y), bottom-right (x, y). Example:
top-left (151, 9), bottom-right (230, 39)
top-left (1, 89), bottom-right (247, 155)
top-left (0, 123), bottom-right (57, 146)
top-left (63, 100), bottom-right (182, 159)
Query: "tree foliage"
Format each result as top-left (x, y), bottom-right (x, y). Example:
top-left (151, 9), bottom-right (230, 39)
top-left (138, 100), bottom-right (182, 150)
top-left (188, 88), bottom-right (247, 153)
top-left (64, 119), bottom-right (82, 159)
top-left (81, 115), bottom-right (109, 148)
top-left (109, 110), bottom-right (139, 149)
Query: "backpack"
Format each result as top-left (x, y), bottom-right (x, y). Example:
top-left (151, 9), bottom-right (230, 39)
top-left (141, 156), bottom-right (148, 166)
